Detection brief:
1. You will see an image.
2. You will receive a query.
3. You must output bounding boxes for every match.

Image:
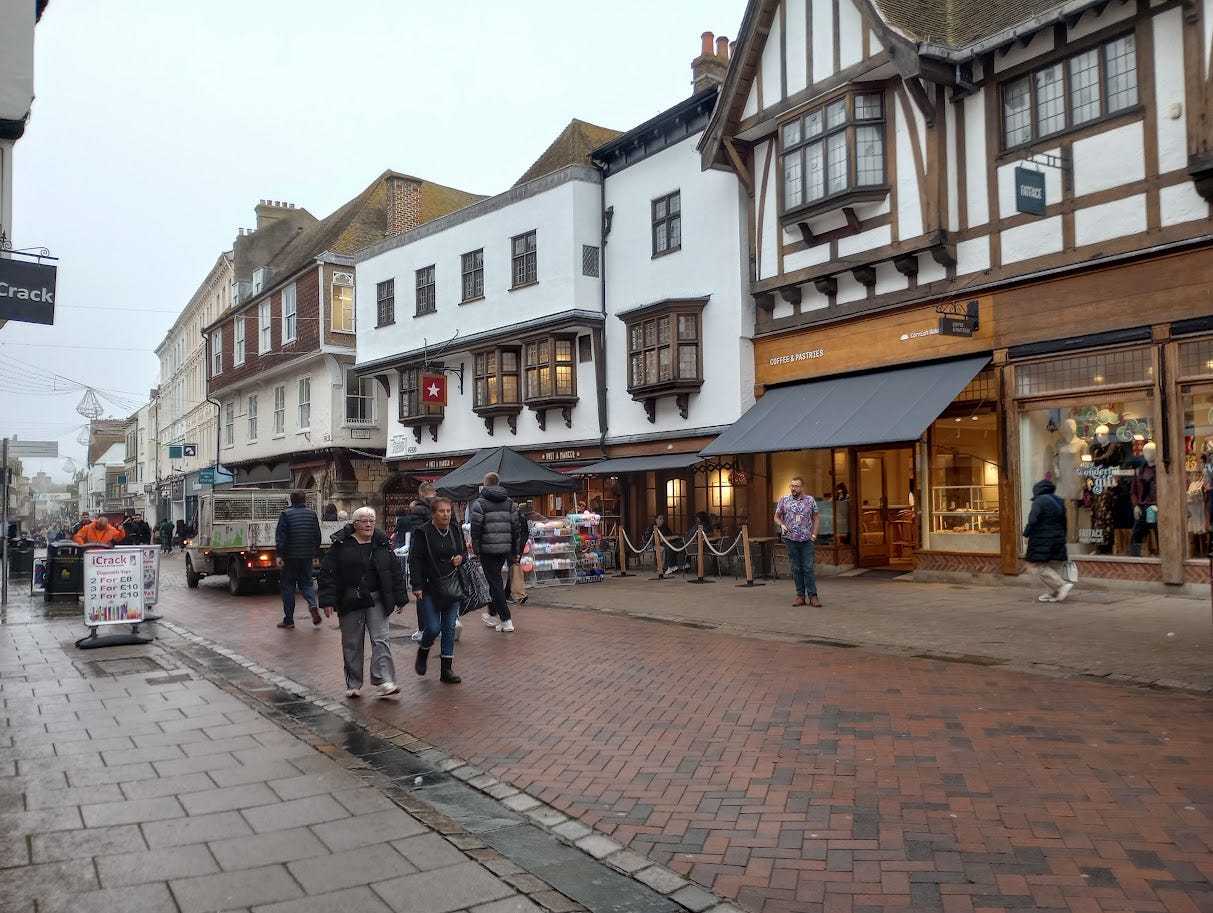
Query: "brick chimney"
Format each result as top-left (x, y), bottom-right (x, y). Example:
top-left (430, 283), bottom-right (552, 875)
top-left (692, 31), bottom-right (730, 94)
top-left (387, 175), bottom-right (423, 237)
top-left (254, 199), bottom-right (298, 230)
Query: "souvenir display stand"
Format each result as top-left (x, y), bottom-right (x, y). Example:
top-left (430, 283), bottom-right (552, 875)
top-left (523, 518), bottom-right (578, 587)
top-left (567, 511), bottom-right (605, 584)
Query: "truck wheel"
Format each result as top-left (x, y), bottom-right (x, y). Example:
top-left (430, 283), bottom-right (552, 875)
top-left (185, 555), bottom-right (200, 588)
top-left (228, 559), bottom-right (245, 596)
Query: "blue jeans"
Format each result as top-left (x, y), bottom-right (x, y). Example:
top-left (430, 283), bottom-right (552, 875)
top-left (279, 556), bottom-right (316, 623)
top-left (418, 593), bottom-right (459, 657)
top-left (784, 538), bottom-right (817, 597)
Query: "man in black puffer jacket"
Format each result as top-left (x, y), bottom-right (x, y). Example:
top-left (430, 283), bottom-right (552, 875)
top-left (1022, 477), bottom-right (1073, 603)
top-left (470, 472), bottom-right (522, 632)
top-left (275, 490), bottom-right (323, 629)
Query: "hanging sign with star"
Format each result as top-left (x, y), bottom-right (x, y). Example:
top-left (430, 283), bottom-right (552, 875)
top-left (420, 373), bottom-right (447, 406)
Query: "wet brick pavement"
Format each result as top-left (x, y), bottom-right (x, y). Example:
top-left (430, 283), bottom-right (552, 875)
top-left (145, 563), bottom-right (1213, 913)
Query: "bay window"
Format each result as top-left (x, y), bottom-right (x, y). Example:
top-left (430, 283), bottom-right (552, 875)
top-left (781, 89), bottom-right (886, 216)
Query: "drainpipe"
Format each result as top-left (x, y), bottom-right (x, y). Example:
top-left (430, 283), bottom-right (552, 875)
top-left (202, 328), bottom-right (223, 483)
top-left (592, 160), bottom-right (612, 461)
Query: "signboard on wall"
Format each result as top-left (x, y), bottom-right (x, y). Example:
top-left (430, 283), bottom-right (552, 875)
top-left (0, 259), bottom-right (58, 325)
top-left (1014, 167), bottom-right (1046, 216)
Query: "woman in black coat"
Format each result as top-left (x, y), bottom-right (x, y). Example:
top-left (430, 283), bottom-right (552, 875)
top-left (1022, 478), bottom-right (1073, 603)
top-left (408, 497), bottom-right (466, 684)
top-left (318, 507), bottom-right (408, 698)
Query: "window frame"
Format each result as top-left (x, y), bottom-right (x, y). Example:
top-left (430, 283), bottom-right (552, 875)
top-left (247, 393), bottom-right (258, 441)
top-left (778, 87), bottom-right (889, 220)
top-left (233, 317), bottom-right (245, 366)
top-left (331, 273), bottom-right (355, 333)
top-left (258, 301), bottom-right (272, 354)
top-left (344, 368), bottom-right (376, 425)
top-left (1000, 30), bottom-right (1139, 152)
top-left (522, 334), bottom-right (577, 406)
top-left (398, 366), bottom-right (445, 425)
top-left (282, 283), bottom-right (297, 344)
top-left (415, 265), bottom-right (436, 316)
top-left (210, 330), bottom-right (223, 376)
top-left (223, 401), bottom-right (234, 448)
top-left (376, 279), bottom-right (395, 327)
top-left (510, 230), bottom-right (537, 289)
top-left (623, 303), bottom-right (706, 398)
top-left (297, 376), bottom-right (311, 430)
top-left (471, 346), bottom-right (523, 416)
top-left (461, 249), bottom-right (484, 302)
top-left (273, 385), bottom-right (286, 436)
top-left (651, 191), bottom-right (682, 257)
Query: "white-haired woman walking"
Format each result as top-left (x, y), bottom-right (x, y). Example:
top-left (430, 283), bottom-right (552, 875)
top-left (318, 507), bottom-right (409, 697)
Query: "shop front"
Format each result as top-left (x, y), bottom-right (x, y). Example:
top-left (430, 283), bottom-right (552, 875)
top-left (706, 299), bottom-right (999, 575)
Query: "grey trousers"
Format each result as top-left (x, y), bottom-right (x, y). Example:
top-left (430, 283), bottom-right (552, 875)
top-left (338, 594), bottom-right (396, 690)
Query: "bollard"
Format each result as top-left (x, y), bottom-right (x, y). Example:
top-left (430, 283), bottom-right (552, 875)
top-left (616, 525), bottom-right (631, 577)
top-left (688, 524), bottom-right (714, 584)
top-left (736, 524), bottom-right (764, 588)
top-left (651, 532), bottom-right (668, 580)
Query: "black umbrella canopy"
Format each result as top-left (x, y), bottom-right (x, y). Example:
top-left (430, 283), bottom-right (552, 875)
top-left (433, 446), bottom-right (578, 500)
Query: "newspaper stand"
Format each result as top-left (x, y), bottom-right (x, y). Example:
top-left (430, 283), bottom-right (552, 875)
top-left (75, 546), bottom-right (159, 650)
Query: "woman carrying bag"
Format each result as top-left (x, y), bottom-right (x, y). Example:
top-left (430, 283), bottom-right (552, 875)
top-left (408, 497), bottom-right (465, 684)
top-left (318, 507), bottom-right (409, 698)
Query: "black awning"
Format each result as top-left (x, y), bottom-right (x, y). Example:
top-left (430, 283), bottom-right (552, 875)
top-left (576, 453), bottom-right (703, 475)
top-left (700, 355), bottom-right (990, 455)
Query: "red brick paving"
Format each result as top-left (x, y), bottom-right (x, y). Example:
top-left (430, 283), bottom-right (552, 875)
top-left (158, 571), bottom-right (1213, 913)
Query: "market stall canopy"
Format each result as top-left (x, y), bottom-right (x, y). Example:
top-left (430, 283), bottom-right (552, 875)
top-left (700, 356), bottom-right (990, 455)
top-left (576, 453), bottom-right (703, 475)
top-left (433, 446), bottom-right (579, 500)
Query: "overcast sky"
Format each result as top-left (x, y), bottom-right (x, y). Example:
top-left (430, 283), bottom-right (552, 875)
top-left (0, 0), bottom-right (744, 482)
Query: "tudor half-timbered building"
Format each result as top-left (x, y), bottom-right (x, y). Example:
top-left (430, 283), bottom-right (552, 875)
top-left (699, 0), bottom-right (1213, 591)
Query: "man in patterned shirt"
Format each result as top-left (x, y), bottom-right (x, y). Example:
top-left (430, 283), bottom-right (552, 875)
top-left (774, 476), bottom-right (821, 607)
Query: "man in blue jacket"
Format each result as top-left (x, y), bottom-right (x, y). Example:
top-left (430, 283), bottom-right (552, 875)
top-left (274, 490), bottom-right (323, 629)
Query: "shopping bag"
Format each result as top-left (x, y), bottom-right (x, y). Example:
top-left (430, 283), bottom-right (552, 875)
top-left (509, 562), bottom-right (527, 599)
top-left (1061, 560), bottom-right (1079, 584)
top-left (456, 560), bottom-right (492, 614)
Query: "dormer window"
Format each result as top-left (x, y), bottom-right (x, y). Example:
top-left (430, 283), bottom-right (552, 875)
top-left (780, 89), bottom-right (887, 219)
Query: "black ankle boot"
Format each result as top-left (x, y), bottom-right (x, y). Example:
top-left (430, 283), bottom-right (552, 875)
top-left (414, 646), bottom-right (429, 676)
top-left (440, 656), bottom-right (461, 683)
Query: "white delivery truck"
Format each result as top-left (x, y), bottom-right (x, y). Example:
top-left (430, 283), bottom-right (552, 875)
top-left (184, 490), bottom-right (343, 596)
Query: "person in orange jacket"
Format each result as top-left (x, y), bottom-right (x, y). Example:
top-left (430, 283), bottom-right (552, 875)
top-left (72, 515), bottom-right (127, 548)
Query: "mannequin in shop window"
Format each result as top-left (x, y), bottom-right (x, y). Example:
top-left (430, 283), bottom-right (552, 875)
top-left (1130, 441), bottom-right (1159, 556)
top-left (1186, 450), bottom-right (1209, 557)
top-left (1052, 419), bottom-right (1088, 540)
top-left (1089, 424), bottom-right (1124, 554)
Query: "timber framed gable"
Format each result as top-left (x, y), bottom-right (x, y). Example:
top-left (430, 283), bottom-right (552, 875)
top-left (704, 0), bottom-right (1212, 338)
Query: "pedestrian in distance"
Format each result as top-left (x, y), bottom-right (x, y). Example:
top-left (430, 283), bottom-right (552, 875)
top-left (471, 471), bottom-right (523, 633)
top-left (175, 519), bottom-right (188, 549)
top-left (274, 489), bottom-right (323, 629)
top-left (317, 507), bottom-right (408, 698)
top-left (408, 496), bottom-right (466, 684)
top-left (71, 512), bottom-right (91, 537)
top-left (1023, 477), bottom-right (1073, 602)
top-left (72, 514), bottom-right (126, 548)
top-left (774, 475), bottom-right (822, 607)
top-left (123, 512), bottom-right (152, 546)
top-left (159, 518), bottom-right (174, 553)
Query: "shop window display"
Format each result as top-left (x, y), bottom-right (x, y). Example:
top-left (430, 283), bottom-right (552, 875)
top-left (770, 450), bottom-right (850, 544)
top-left (926, 412), bottom-right (1000, 553)
top-left (1181, 387), bottom-right (1213, 558)
top-left (1019, 399), bottom-right (1156, 557)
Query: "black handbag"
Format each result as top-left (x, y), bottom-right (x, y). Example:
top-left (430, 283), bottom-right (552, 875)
top-left (433, 571), bottom-right (466, 608)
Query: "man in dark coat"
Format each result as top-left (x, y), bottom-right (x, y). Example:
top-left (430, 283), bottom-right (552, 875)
top-left (274, 490), bottom-right (323, 629)
top-left (470, 472), bottom-right (522, 632)
top-left (123, 512), bottom-right (152, 546)
top-left (1022, 478), bottom-right (1073, 603)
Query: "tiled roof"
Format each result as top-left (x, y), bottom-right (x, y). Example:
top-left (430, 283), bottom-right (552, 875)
top-left (513, 119), bottom-right (622, 187)
top-left (871, 0), bottom-right (1069, 48)
top-left (267, 172), bottom-right (485, 279)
